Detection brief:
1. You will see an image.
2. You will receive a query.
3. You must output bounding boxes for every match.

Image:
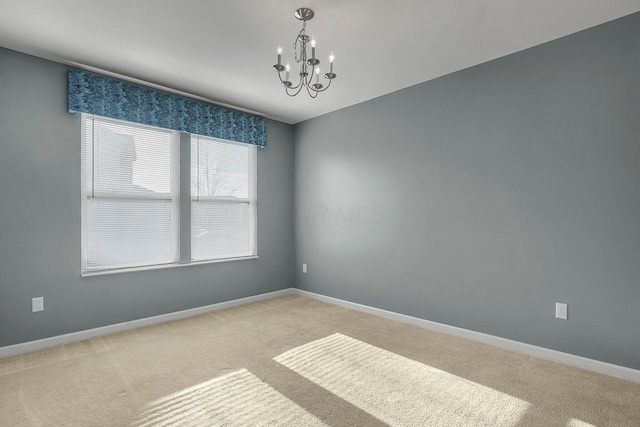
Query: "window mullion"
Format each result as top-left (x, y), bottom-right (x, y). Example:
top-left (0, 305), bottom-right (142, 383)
top-left (88, 192), bottom-right (174, 201)
top-left (191, 197), bottom-right (251, 203)
top-left (179, 132), bottom-right (191, 264)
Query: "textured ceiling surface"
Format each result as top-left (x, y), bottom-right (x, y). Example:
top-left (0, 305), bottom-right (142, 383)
top-left (1, 1), bottom-right (639, 124)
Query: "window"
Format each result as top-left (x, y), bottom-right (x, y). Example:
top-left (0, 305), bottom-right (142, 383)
top-left (191, 135), bottom-right (257, 261)
top-left (81, 115), bottom-right (257, 275)
top-left (81, 115), bottom-right (179, 273)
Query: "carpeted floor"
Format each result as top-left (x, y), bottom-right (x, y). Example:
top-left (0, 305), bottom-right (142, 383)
top-left (1, 295), bottom-right (639, 426)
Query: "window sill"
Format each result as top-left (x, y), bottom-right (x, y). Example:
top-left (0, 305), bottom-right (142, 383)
top-left (81, 255), bottom-right (259, 277)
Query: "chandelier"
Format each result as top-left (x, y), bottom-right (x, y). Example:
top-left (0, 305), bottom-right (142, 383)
top-left (273, 7), bottom-right (336, 98)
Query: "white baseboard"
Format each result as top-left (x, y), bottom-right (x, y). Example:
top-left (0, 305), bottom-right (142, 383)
top-left (292, 289), bottom-right (640, 384)
top-left (0, 288), bottom-right (295, 358)
top-left (4, 287), bottom-right (639, 384)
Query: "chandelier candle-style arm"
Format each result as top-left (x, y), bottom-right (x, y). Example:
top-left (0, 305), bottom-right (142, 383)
top-left (274, 47), bottom-right (285, 72)
top-left (272, 7), bottom-right (337, 98)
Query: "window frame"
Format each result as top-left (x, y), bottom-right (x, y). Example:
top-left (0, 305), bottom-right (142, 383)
top-left (80, 114), bottom-right (258, 277)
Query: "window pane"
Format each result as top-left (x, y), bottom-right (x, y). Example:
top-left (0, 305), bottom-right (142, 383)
top-left (86, 198), bottom-right (175, 269)
top-left (192, 202), bottom-right (251, 260)
top-left (88, 118), bottom-right (174, 195)
top-left (190, 134), bottom-right (256, 262)
top-left (191, 136), bottom-right (249, 198)
top-left (81, 114), bottom-right (178, 273)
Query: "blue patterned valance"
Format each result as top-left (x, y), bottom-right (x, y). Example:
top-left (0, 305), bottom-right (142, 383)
top-left (67, 69), bottom-right (266, 148)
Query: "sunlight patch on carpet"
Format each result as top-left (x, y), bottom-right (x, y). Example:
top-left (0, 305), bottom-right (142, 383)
top-left (274, 333), bottom-right (530, 426)
top-left (134, 369), bottom-right (327, 427)
top-left (567, 419), bottom-right (597, 427)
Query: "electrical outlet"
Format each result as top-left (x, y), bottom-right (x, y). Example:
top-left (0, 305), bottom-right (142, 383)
top-left (302, 263), bottom-right (307, 273)
top-left (555, 302), bottom-right (568, 320)
top-left (32, 297), bottom-right (44, 313)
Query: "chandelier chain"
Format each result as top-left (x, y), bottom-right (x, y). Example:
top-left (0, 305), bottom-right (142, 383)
top-left (293, 20), bottom-right (307, 64)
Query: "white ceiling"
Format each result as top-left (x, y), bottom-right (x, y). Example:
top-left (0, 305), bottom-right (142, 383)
top-left (1, 1), bottom-right (639, 124)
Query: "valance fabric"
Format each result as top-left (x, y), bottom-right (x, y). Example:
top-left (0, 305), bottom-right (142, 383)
top-left (67, 69), bottom-right (266, 148)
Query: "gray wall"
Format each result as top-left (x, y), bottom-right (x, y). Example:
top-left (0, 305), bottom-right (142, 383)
top-left (0, 47), bottom-right (295, 347)
top-left (294, 13), bottom-right (640, 370)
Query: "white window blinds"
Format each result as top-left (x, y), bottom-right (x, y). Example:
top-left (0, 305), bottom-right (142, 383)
top-left (191, 135), bottom-right (257, 261)
top-left (81, 115), bottom-right (179, 272)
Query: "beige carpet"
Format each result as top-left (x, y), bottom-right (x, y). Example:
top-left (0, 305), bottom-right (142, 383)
top-left (1, 295), bottom-right (639, 426)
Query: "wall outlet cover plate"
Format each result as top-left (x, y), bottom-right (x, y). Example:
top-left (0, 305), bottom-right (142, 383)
top-left (555, 302), bottom-right (568, 320)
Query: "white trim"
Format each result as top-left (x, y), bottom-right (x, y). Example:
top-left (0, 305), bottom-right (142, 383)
top-left (4, 287), bottom-right (638, 384)
top-left (0, 288), bottom-right (294, 358)
top-left (292, 289), bottom-right (640, 384)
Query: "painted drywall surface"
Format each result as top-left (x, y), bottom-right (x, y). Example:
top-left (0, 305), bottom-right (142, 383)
top-left (0, 47), bottom-right (294, 347)
top-left (294, 13), bottom-right (640, 370)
